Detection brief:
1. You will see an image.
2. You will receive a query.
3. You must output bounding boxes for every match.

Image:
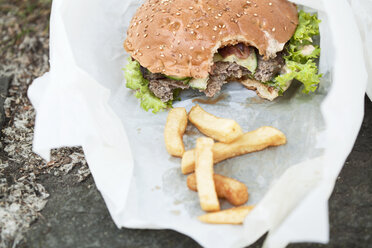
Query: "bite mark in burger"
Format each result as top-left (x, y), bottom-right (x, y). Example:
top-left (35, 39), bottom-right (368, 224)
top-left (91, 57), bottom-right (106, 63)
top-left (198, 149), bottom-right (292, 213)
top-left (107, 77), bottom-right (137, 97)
top-left (123, 0), bottom-right (322, 113)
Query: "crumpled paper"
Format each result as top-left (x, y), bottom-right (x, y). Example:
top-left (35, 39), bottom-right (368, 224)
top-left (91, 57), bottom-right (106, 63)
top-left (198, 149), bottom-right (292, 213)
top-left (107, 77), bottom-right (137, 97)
top-left (28, 0), bottom-right (370, 247)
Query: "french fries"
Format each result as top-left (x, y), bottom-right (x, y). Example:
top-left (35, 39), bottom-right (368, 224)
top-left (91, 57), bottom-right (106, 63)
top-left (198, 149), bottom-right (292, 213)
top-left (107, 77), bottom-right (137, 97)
top-left (164, 108), bottom-right (188, 157)
top-left (198, 206), bottom-right (254, 224)
top-left (187, 173), bottom-right (249, 206)
top-left (162, 104), bottom-right (288, 225)
top-left (182, 126), bottom-right (286, 174)
top-left (195, 137), bottom-right (220, 212)
top-left (188, 104), bottom-right (243, 143)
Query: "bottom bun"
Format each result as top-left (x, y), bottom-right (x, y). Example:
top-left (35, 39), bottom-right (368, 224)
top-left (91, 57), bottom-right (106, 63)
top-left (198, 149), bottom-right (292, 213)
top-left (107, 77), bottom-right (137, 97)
top-left (240, 78), bottom-right (292, 101)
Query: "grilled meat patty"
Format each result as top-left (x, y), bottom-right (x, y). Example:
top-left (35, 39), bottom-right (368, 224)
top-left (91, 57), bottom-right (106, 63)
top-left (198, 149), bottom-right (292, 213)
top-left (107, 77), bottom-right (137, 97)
top-left (141, 46), bottom-right (285, 101)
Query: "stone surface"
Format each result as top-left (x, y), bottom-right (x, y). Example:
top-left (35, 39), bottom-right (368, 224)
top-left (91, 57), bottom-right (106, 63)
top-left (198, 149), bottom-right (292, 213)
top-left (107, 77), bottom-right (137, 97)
top-left (0, 77), bottom-right (10, 132)
top-left (19, 98), bottom-right (372, 247)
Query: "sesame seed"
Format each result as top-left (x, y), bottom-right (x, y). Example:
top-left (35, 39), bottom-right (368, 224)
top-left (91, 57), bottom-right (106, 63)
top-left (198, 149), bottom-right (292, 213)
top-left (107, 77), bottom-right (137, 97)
top-left (179, 54), bottom-right (183, 58)
top-left (144, 34), bottom-right (148, 38)
top-left (269, 2), bottom-right (272, 6)
top-left (162, 69), bottom-right (166, 72)
top-left (219, 31), bottom-right (223, 35)
top-left (213, 26), bottom-right (218, 31)
top-left (190, 46), bottom-right (194, 50)
top-left (189, 7), bottom-right (193, 10)
top-left (160, 53), bottom-right (165, 57)
top-left (201, 46), bottom-right (205, 51)
top-left (218, 13), bottom-right (222, 17)
top-left (196, 24), bottom-right (200, 29)
top-left (236, 13), bottom-right (241, 17)
top-left (246, 1), bottom-right (251, 3)
top-left (139, 20), bottom-right (142, 24)
top-left (222, 24), bottom-right (226, 28)
top-left (138, 52), bottom-right (143, 56)
top-left (212, 36), bottom-right (216, 40)
top-left (253, 13), bottom-right (258, 17)
top-left (176, 12), bottom-right (180, 16)
top-left (146, 45), bottom-right (150, 49)
top-left (136, 33), bottom-right (139, 36)
top-left (272, 27), bottom-right (276, 31)
top-left (177, 40), bottom-right (181, 44)
top-left (170, 45), bottom-right (174, 48)
top-left (187, 24), bottom-right (191, 28)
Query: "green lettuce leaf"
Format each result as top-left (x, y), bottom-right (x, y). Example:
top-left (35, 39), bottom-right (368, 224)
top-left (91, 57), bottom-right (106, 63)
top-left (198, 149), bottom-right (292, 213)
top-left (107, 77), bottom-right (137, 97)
top-left (275, 60), bottom-right (322, 94)
top-left (273, 10), bottom-right (322, 94)
top-left (123, 58), bottom-right (169, 113)
top-left (293, 10), bottom-right (321, 42)
top-left (286, 43), bottom-right (321, 64)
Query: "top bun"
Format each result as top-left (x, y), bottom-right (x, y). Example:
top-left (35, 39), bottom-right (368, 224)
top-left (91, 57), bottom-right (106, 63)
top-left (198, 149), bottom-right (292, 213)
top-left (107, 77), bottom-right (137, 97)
top-left (124, 0), bottom-right (298, 79)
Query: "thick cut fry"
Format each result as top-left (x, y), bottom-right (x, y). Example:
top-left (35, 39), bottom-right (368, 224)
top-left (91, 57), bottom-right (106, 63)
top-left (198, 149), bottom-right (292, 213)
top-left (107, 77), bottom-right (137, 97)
top-left (187, 173), bottom-right (249, 206)
top-left (182, 126), bottom-right (286, 174)
top-left (164, 108), bottom-right (188, 157)
top-left (198, 206), bottom-right (254, 224)
top-left (188, 104), bottom-right (243, 143)
top-left (181, 150), bottom-right (195, 174)
top-left (195, 137), bottom-right (220, 212)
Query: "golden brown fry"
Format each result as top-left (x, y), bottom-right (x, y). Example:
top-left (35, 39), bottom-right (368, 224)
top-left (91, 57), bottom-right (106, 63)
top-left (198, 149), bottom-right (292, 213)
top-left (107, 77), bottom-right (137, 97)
top-left (181, 150), bottom-right (195, 174)
top-left (188, 104), bottom-right (243, 143)
top-left (195, 137), bottom-right (220, 212)
top-left (198, 206), bottom-right (255, 224)
top-left (187, 173), bottom-right (249, 206)
top-left (164, 108), bottom-right (188, 157)
top-left (181, 126), bottom-right (286, 174)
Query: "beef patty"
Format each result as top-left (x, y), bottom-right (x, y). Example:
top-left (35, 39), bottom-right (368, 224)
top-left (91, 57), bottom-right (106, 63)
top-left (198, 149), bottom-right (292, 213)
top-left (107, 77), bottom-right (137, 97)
top-left (254, 52), bottom-right (285, 83)
top-left (141, 49), bottom-right (285, 100)
top-left (141, 67), bottom-right (189, 102)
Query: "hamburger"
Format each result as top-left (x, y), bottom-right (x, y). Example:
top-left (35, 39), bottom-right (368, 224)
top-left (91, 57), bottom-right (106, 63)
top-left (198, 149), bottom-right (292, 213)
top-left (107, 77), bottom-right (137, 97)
top-left (124, 0), bottom-right (321, 113)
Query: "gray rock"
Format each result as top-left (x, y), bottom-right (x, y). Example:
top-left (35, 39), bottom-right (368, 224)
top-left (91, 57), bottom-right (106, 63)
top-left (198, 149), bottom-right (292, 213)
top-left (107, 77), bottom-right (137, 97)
top-left (0, 76), bottom-right (10, 132)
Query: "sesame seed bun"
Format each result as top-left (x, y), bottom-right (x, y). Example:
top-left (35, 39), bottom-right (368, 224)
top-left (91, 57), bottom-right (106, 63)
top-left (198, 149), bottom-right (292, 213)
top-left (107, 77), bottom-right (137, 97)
top-left (124, 0), bottom-right (298, 79)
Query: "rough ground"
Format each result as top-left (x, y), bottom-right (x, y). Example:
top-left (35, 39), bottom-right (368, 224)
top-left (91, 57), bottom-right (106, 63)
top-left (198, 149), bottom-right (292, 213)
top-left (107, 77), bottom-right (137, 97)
top-left (0, 1), bottom-right (89, 247)
top-left (0, 1), bottom-right (371, 248)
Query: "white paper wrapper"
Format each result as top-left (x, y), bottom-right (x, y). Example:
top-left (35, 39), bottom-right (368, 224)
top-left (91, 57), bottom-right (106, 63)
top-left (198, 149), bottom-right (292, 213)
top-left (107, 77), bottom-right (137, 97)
top-left (28, 0), bottom-right (369, 247)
